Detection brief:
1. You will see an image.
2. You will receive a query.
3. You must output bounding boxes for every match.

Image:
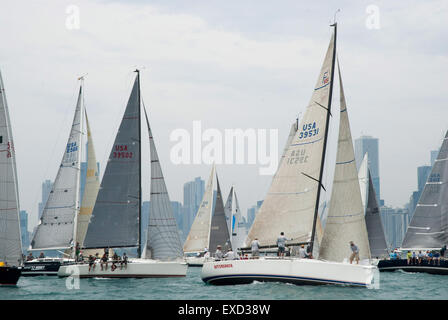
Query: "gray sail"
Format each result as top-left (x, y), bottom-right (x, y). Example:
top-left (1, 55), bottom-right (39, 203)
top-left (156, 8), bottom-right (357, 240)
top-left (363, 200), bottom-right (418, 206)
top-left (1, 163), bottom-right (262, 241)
top-left (209, 174), bottom-right (231, 253)
top-left (365, 169), bottom-right (388, 258)
top-left (143, 107), bottom-right (183, 260)
top-left (31, 85), bottom-right (83, 251)
top-left (402, 131), bottom-right (448, 249)
top-left (83, 76), bottom-right (140, 249)
top-left (0, 70), bottom-right (22, 265)
top-left (224, 186), bottom-right (234, 240)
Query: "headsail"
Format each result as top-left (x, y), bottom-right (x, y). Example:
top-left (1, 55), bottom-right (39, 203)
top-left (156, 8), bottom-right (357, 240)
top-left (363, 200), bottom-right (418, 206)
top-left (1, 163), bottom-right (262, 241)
top-left (365, 168), bottom-right (388, 257)
top-left (0, 70), bottom-right (22, 265)
top-left (83, 75), bottom-right (141, 250)
top-left (75, 112), bottom-right (100, 248)
top-left (183, 165), bottom-right (215, 253)
top-left (143, 107), bottom-right (183, 260)
top-left (402, 131), bottom-right (448, 249)
top-left (224, 186), bottom-right (246, 249)
top-left (319, 61), bottom-right (371, 262)
top-left (246, 27), bottom-right (336, 248)
top-left (31, 85), bottom-right (83, 251)
top-left (209, 174), bottom-right (231, 252)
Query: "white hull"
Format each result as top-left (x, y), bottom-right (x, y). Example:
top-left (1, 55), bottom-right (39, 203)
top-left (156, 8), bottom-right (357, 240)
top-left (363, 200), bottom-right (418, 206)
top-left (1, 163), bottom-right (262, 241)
top-left (58, 258), bottom-right (187, 278)
top-left (201, 258), bottom-right (378, 287)
top-left (185, 256), bottom-right (206, 267)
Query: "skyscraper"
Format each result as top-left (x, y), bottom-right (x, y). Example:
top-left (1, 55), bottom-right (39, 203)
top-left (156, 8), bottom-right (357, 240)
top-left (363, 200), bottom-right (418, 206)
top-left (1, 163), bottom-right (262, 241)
top-left (430, 149), bottom-right (439, 166)
top-left (20, 210), bottom-right (30, 253)
top-left (355, 135), bottom-right (381, 202)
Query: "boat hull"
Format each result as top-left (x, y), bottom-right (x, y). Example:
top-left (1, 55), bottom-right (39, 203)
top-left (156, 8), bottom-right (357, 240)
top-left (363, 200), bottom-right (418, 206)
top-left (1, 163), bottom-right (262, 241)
top-left (378, 258), bottom-right (448, 275)
top-left (22, 258), bottom-right (75, 276)
top-left (57, 259), bottom-right (188, 278)
top-left (185, 256), bottom-right (205, 267)
top-left (201, 258), bottom-right (378, 287)
top-left (0, 266), bottom-right (21, 285)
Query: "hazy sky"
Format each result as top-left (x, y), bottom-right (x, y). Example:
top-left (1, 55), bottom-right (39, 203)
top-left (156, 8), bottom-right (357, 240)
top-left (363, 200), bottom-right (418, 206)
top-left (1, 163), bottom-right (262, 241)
top-left (1, 0), bottom-right (447, 231)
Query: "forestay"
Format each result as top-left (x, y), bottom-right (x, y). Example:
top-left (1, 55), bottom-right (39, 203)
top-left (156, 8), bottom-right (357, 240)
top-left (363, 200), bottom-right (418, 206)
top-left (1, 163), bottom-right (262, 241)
top-left (31, 85), bottom-right (83, 250)
top-left (183, 165), bottom-right (215, 253)
top-left (246, 31), bottom-right (336, 247)
top-left (402, 130), bottom-right (448, 249)
top-left (83, 76), bottom-right (140, 249)
top-left (319, 63), bottom-right (371, 262)
top-left (0, 70), bottom-right (22, 265)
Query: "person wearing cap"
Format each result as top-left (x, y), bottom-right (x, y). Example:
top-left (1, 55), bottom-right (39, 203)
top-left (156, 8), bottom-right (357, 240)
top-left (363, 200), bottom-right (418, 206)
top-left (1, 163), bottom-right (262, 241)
top-left (349, 241), bottom-right (360, 264)
top-left (204, 248), bottom-right (210, 259)
top-left (224, 248), bottom-right (238, 260)
top-left (298, 244), bottom-right (307, 259)
top-left (215, 245), bottom-right (224, 260)
top-left (277, 232), bottom-right (288, 258)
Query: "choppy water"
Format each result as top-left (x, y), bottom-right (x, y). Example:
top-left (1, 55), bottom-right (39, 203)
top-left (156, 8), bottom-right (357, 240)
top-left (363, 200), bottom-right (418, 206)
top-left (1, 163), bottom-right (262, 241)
top-left (1, 267), bottom-right (447, 300)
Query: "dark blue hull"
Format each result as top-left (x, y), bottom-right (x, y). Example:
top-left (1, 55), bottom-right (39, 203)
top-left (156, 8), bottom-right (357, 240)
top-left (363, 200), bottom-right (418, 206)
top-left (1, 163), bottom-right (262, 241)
top-left (378, 258), bottom-right (448, 275)
top-left (0, 266), bottom-right (21, 285)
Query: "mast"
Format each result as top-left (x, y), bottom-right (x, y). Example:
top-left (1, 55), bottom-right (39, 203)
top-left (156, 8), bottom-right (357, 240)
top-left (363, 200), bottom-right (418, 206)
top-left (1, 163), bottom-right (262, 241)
top-left (135, 69), bottom-right (142, 258)
top-left (72, 78), bottom-right (84, 258)
top-left (309, 23), bottom-right (337, 254)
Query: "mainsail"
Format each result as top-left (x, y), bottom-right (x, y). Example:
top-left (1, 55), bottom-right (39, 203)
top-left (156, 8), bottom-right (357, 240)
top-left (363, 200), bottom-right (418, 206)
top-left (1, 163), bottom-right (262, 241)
top-left (209, 174), bottom-right (231, 252)
top-left (83, 75), bottom-right (141, 250)
top-left (0, 70), bottom-right (22, 265)
top-left (143, 107), bottom-right (183, 260)
top-left (31, 85), bottom-right (83, 251)
top-left (224, 186), bottom-right (246, 249)
top-left (319, 62), bottom-right (371, 262)
top-left (246, 27), bottom-right (336, 248)
top-left (183, 165), bottom-right (215, 253)
top-left (75, 112), bottom-right (100, 248)
top-left (402, 130), bottom-right (448, 249)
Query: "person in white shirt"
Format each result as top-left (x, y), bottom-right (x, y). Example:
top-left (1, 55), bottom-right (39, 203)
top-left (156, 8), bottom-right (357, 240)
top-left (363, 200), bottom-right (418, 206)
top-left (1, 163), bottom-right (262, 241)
top-left (251, 238), bottom-right (260, 258)
top-left (203, 248), bottom-right (210, 259)
top-left (298, 245), bottom-right (307, 258)
top-left (215, 245), bottom-right (224, 260)
top-left (277, 232), bottom-right (288, 258)
top-left (224, 248), bottom-right (238, 260)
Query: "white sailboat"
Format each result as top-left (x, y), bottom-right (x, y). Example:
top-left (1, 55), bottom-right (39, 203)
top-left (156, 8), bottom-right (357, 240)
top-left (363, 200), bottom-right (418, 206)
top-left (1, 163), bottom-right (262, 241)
top-left (0, 69), bottom-right (23, 285)
top-left (224, 186), bottom-right (246, 250)
top-left (201, 24), bottom-right (378, 287)
top-left (24, 79), bottom-right (91, 276)
top-left (58, 70), bottom-right (187, 278)
top-left (183, 165), bottom-right (231, 266)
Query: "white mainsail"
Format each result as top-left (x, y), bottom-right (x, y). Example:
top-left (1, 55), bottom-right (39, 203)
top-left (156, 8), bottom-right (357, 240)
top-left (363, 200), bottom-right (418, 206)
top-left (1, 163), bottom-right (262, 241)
top-left (75, 112), bottom-right (100, 248)
top-left (0, 70), bottom-right (22, 265)
top-left (183, 165), bottom-right (215, 253)
top-left (246, 30), bottom-right (336, 247)
top-left (319, 62), bottom-right (371, 262)
top-left (31, 85), bottom-right (83, 251)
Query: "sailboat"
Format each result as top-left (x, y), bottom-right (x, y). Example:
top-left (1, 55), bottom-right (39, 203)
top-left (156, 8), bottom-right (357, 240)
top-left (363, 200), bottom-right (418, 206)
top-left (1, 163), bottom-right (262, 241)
top-left (0, 70), bottom-right (23, 285)
top-left (378, 131), bottom-right (448, 274)
top-left (224, 186), bottom-right (246, 250)
top-left (183, 165), bottom-right (231, 266)
top-left (23, 79), bottom-right (93, 276)
top-left (358, 153), bottom-right (389, 259)
top-left (58, 70), bottom-right (187, 278)
top-left (201, 24), bottom-right (378, 287)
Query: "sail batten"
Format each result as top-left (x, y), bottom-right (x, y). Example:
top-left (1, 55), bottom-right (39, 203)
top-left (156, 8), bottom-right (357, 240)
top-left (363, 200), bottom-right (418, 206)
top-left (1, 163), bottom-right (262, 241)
top-left (0, 70), bottom-right (22, 265)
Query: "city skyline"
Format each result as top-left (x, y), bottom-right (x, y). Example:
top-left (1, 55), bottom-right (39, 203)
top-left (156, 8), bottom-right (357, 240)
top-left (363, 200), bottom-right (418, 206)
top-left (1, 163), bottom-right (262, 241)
top-left (1, 1), bottom-right (447, 234)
